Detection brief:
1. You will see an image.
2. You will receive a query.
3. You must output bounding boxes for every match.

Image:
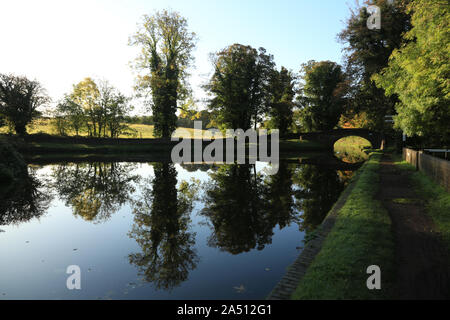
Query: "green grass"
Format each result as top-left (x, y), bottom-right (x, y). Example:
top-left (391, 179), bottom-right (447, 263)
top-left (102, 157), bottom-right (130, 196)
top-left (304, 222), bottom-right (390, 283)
top-left (334, 136), bottom-right (372, 163)
top-left (0, 118), bottom-right (208, 139)
top-left (291, 153), bottom-right (395, 300)
top-left (394, 158), bottom-right (450, 250)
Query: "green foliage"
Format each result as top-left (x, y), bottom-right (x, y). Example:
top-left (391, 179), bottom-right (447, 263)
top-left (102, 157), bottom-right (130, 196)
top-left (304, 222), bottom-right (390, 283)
top-left (98, 80), bottom-right (134, 138)
top-left (338, 0), bottom-right (412, 131)
top-left (0, 74), bottom-right (49, 135)
top-left (373, 0), bottom-right (450, 146)
top-left (266, 67), bottom-right (295, 137)
top-left (297, 60), bottom-right (347, 132)
top-left (205, 44), bottom-right (275, 131)
top-left (129, 10), bottom-right (197, 138)
top-left (70, 77), bottom-right (101, 136)
top-left (54, 96), bottom-right (85, 136)
top-left (62, 78), bottom-right (133, 138)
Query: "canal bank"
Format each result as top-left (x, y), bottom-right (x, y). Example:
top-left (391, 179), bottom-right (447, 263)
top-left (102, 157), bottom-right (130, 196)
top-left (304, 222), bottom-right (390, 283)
top-left (268, 153), bottom-right (396, 300)
top-left (269, 151), bottom-right (450, 300)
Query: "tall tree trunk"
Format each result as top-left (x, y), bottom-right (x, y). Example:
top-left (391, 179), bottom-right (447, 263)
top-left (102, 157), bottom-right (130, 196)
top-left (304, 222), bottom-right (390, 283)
top-left (15, 124), bottom-right (26, 136)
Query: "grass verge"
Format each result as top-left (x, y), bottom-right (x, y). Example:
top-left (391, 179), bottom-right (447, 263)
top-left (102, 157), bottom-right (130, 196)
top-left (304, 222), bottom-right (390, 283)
top-left (291, 153), bottom-right (395, 300)
top-left (394, 158), bottom-right (450, 250)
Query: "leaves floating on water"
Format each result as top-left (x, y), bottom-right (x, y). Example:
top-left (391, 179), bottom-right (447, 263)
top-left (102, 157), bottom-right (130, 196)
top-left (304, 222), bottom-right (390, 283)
top-left (233, 285), bottom-right (245, 293)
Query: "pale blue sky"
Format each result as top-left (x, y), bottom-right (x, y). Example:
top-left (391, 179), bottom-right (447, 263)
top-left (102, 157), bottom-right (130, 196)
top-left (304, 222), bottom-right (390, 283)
top-left (0, 0), bottom-right (355, 111)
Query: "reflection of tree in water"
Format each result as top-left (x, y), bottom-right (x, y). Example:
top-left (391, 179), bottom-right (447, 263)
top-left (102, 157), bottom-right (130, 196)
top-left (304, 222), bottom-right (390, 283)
top-left (293, 165), bottom-right (347, 232)
top-left (201, 164), bottom-right (276, 254)
top-left (180, 163), bottom-right (215, 173)
top-left (52, 162), bottom-right (139, 223)
top-left (128, 163), bottom-right (199, 291)
top-left (0, 168), bottom-right (52, 225)
top-left (263, 162), bottom-right (298, 229)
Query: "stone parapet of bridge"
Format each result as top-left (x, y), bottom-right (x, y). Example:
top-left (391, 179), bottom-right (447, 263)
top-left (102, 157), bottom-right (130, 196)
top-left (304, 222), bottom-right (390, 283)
top-left (286, 129), bottom-right (385, 150)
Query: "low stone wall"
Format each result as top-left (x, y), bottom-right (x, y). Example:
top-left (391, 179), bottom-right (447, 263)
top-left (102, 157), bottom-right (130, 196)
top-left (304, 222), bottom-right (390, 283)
top-left (403, 148), bottom-right (450, 192)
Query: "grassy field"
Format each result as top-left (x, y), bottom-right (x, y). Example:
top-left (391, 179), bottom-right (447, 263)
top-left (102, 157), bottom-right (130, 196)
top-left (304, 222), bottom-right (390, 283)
top-left (291, 153), bottom-right (396, 299)
top-left (0, 118), bottom-right (209, 139)
top-left (394, 157), bottom-right (450, 250)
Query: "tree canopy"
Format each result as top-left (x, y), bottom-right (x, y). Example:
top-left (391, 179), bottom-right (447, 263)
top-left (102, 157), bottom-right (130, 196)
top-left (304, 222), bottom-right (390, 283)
top-left (56, 78), bottom-right (132, 138)
top-left (205, 44), bottom-right (275, 131)
top-left (0, 74), bottom-right (49, 135)
top-left (373, 0), bottom-right (450, 146)
top-left (129, 10), bottom-right (197, 138)
top-left (297, 60), bottom-right (347, 132)
top-left (266, 67), bottom-right (296, 137)
top-left (338, 0), bottom-right (412, 131)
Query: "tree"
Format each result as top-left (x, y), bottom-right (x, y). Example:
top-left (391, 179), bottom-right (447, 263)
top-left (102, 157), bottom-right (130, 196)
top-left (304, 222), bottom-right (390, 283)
top-left (373, 0), bottom-right (450, 146)
top-left (205, 44), bottom-right (275, 131)
top-left (129, 10), bottom-right (197, 138)
top-left (297, 61), bottom-right (347, 132)
top-left (0, 74), bottom-right (49, 135)
top-left (98, 81), bottom-right (133, 138)
top-left (70, 77), bottom-right (101, 137)
top-left (267, 67), bottom-right (295, 137)
top-left (338, 0), bottom-right (412, 130)
top-left (68, 78), bottom-right (132, 138)
top-left (54, 96), bottom-right (85, 136)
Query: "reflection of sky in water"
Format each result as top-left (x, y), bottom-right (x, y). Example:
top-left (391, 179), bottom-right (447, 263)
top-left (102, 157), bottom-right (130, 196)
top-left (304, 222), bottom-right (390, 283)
top-left (0, 162), bottom-right (345, 300)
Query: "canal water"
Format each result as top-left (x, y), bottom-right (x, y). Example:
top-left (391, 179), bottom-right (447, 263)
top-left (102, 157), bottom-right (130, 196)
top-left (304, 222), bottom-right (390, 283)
top-left (0, 160), bottom-right (355, 299)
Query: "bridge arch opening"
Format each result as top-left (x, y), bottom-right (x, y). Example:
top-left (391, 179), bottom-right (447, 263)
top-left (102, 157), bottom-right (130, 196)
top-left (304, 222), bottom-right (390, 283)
top-left (333, 136), bottom-right (372, 163)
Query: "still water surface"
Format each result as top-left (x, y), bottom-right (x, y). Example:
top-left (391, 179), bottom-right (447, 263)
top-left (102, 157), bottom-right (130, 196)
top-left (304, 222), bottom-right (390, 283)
top-left (0, 160), bottom-right (354, 299)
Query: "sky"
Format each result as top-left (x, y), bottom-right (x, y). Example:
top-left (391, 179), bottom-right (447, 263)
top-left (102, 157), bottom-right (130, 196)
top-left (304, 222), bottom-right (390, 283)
top-left (0, 0), bottom-right (355, 112)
